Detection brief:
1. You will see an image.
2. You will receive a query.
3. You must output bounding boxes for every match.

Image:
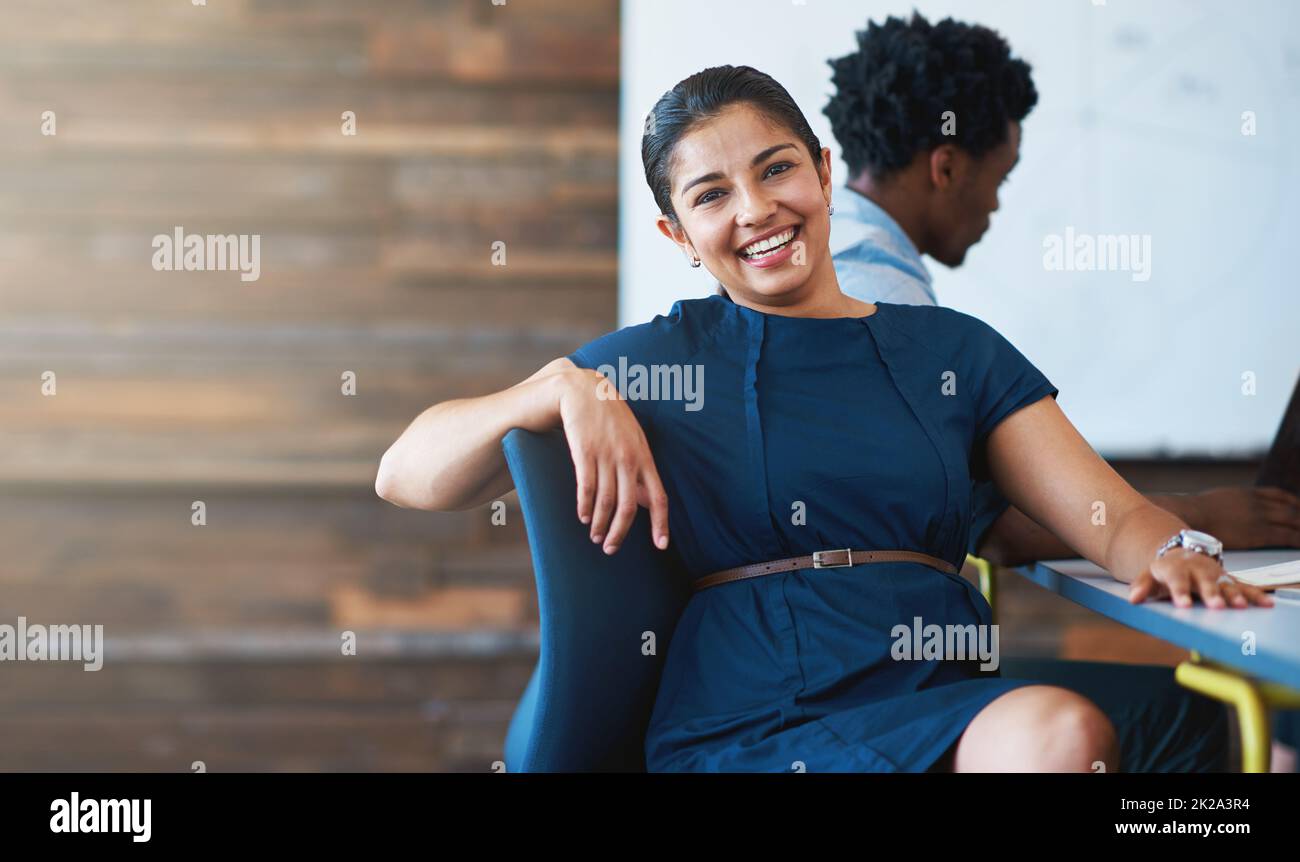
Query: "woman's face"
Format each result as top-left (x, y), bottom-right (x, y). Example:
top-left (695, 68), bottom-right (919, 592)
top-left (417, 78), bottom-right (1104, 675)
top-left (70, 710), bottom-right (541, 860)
top-left (658, 103), bottom-right (835, 306)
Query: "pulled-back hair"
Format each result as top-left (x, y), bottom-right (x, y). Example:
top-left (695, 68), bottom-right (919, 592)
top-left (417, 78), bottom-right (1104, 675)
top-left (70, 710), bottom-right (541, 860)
top-left (642, 64), bottom-right (823, 226)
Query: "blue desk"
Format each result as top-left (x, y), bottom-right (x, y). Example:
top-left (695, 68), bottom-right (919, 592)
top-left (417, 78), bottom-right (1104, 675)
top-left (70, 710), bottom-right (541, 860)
top-left (1014, 549), bottom-right (1300, 771)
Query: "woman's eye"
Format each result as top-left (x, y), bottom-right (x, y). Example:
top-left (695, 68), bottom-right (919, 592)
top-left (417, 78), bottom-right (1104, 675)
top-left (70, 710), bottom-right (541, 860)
top-left (695, 163), bottom-right (792, 205)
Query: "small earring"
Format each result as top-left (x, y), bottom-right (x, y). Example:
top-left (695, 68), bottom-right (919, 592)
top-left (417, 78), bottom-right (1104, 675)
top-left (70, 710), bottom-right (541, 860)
top-left (690, 255), bottom-right (701, 267)
top-left (827, 203), bottom-right (835, 216)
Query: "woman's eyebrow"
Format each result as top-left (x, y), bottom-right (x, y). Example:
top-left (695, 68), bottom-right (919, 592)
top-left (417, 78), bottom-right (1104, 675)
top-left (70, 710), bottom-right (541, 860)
top-left (679, 143), bottom-right (798, 197)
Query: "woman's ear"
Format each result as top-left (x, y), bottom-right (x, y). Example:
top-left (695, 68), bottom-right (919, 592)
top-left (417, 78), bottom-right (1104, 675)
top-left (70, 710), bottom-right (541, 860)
top-left (656, 213), bottom-right (695, 258)
top-left (656, 213), bottom-right (683, 242)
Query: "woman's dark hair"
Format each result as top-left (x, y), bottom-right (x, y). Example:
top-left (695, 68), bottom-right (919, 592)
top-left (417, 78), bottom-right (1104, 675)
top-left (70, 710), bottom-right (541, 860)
top-left (642, 64), bottom-right (824, 226)
top-left (823, 12), bottom-right (1037, 181)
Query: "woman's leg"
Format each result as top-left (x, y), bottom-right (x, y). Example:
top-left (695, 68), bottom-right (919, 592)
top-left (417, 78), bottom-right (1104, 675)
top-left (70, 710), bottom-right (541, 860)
top-left (950, 685), bottom-right (1119, 772)
top-left (998, 658), bottom-right (1231, 772)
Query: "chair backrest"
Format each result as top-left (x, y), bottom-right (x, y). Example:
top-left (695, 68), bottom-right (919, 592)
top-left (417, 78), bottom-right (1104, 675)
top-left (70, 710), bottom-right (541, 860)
top-left (501, 427), bottom-right (692, 772)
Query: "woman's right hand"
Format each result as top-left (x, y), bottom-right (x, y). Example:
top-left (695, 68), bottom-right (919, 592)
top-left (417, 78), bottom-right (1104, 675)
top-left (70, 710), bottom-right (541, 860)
top-left (556, 367), bottom-right (670, 555)
top-left (1129, 547), bottom-right (1274, 609)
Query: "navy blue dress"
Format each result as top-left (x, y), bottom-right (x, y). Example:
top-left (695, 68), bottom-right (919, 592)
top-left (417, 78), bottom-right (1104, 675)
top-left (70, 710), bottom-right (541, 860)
top-left (566, 294), bottom-right (1060, 772)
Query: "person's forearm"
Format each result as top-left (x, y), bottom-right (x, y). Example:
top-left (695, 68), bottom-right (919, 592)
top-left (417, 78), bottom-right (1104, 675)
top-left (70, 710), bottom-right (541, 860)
top-left (1145, 492), bottom-right (1202, 527)
top-left (375, 372), bottom-right (568, 511)
top-left (978, 493), bottom-right (1201, 567)
top-left (976, 505), bottom-right (1076, 565)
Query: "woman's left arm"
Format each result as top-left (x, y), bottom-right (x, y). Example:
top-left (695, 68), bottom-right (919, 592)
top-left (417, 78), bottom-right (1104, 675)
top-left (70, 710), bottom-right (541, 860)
top-left (985, 395), bottom-right (1274, 610)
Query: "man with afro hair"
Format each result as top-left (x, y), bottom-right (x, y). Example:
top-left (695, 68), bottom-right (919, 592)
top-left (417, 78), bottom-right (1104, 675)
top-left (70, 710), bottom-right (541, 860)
top-left (822, 12), bottom-right (1299, 772)
top-left (824, 11), bottom-right (1034, 300)
top-left (824, 11), bottom-right (1299, 571)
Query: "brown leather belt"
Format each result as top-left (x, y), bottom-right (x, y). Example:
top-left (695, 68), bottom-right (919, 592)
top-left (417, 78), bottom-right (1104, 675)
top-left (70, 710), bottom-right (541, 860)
top-left (693, 548), bottom-right (960, 593)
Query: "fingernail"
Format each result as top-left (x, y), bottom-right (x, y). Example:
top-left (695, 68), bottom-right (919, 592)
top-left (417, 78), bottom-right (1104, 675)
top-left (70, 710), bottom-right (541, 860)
top-left (656, 535), bottom-right (667, 549)
top-left (605, 544), bottom-right (618, 554)
top-left (592, 533), bottom-right (603, 543)
top-left (580, 515), bottom-right (590, 524)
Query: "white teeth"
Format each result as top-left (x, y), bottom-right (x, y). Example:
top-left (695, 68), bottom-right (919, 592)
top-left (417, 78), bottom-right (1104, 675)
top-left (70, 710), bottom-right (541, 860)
top-left (746, 245), bottom-right (784, 261)
top-left (742, 228), bottom-right (795, 258)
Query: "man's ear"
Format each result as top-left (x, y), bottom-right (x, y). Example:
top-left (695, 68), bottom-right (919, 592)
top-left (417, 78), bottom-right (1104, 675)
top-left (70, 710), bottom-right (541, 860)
top-left (928, 144), bottom-right (961, 191)
top-left (819, 146), bottom-right (835, 201)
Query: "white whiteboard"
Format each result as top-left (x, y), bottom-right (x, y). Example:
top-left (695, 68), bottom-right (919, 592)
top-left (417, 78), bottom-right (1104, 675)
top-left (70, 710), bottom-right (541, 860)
top-left (620, 0), bottom-right (1300, 457)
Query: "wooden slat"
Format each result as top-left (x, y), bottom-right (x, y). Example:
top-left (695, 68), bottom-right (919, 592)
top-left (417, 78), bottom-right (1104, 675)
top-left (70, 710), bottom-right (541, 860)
top-left (0, 266), bottom-right (617, 327)
top-left (0, 78), bottom-right (620, 127)
top-left (0, 486), bottom-right (525, 576)
top-left (0, 482), bottom-right (541, 629)
top-left (0, 707), bottom-right (475, 772)
top-left (1, 0), bottom-right (617, 85)
top-left (0, 656), bottom-right (537, 706)
top-left (369, 19), bottom-right (617, 84)
top-left (0, 367), bottom-right (554, 486)
top-left (0, 120), bottom-right (618, 157)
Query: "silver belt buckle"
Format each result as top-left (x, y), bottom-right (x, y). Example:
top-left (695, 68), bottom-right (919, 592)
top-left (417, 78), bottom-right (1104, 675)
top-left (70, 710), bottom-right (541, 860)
top-left (812, 548), bottom-right (853, 568)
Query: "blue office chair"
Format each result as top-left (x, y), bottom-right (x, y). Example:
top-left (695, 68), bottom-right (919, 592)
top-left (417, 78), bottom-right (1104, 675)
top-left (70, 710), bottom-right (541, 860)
top-left (501, 427), bottom-right (693, 772)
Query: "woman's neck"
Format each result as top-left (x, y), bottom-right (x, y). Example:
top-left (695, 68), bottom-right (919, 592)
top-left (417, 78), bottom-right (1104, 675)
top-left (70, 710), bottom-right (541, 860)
top-left (722, 259), bottom-right (876, 319)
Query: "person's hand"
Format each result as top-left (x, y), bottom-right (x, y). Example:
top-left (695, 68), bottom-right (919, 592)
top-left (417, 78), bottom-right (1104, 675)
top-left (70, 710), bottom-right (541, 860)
top-left (557, 368), bottom-right (669, 555)
top-left (1128, 547), bottom-right (1274, 609)
top-left (1188, 486), bottom-right (1300, 550)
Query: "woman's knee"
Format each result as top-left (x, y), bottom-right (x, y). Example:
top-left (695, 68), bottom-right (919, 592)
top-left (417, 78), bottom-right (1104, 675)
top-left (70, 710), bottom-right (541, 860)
top-left (954, 685), bottom-right (1119, 772)
top-left (1046, 688), bottom-right (1119, 771)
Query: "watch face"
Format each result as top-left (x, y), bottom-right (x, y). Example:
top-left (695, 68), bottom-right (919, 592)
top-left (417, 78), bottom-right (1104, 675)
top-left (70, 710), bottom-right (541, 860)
top-left (1183, 529), bottom-right (1223, 552)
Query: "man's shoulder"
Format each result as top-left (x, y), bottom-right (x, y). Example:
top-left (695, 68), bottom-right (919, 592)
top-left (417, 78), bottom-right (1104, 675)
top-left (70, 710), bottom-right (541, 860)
top-left (832, 229), bottom-right (934, 306)
top-left (837, 258), bottom-right (935, 306)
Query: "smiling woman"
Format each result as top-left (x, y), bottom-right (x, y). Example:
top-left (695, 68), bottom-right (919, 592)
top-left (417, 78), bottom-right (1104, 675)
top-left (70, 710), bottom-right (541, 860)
top-left (377, 63), bottom-right (1265, 775)
top-left (639, 67), bottom-right (861, 317)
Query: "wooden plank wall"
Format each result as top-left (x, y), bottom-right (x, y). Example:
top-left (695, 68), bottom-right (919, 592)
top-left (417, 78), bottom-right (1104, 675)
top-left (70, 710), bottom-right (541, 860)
top-left (0, 0), bottom-right (617, 771)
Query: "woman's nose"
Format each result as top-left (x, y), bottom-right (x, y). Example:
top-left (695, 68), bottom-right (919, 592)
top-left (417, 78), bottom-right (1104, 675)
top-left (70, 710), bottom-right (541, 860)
top-left (734, 184), bottom-right (777, 225)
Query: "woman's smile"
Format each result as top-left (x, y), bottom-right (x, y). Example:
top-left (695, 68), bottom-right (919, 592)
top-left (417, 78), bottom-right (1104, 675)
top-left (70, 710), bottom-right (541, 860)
top-left (737, 224), bottom-right (801, 268)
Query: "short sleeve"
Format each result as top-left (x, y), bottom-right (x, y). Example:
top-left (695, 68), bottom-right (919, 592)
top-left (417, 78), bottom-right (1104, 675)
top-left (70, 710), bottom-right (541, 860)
top-left (956, 316), bottom-right (1057, 554)
top-left (564, 331), bottom-right (658, 434)
top-left (566, 323), bottom-right (656, 373)
top-left (966, 318), bottom-right (1059, 454)
top-left (562, 301), bottom-right (699, 432)
top-left (565, 344), bottom-right (590, 370)
top-left (952, 316), bottom-right (1060, 519)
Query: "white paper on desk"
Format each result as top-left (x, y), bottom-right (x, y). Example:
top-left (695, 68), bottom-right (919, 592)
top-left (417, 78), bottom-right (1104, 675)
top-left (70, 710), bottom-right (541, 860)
top-left (1226, 557), bottom-right (1300, 588)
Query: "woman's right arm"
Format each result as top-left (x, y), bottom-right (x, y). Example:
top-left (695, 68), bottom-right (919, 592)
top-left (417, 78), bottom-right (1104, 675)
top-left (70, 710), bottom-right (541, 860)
top-left (374, 357), bottom-right (670, 555)
top-left (374, 357), bottom-right (573, 511)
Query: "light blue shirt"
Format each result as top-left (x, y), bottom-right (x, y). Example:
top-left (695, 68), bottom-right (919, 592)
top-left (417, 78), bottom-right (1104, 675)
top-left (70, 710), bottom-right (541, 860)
top-left (829, 186), bottom-right (937, 307)
top-left (829, 185), bottom-right (1007, 558)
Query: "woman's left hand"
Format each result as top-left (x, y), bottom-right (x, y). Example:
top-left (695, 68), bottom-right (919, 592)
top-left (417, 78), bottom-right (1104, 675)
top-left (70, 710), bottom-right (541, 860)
top-left (1128, 547), bottom-right (1275, 609)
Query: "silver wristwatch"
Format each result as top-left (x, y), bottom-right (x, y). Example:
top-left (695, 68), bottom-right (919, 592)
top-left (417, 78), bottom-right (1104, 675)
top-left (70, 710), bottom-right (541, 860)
top-left (1156, 528), bottom-right (1224, 566)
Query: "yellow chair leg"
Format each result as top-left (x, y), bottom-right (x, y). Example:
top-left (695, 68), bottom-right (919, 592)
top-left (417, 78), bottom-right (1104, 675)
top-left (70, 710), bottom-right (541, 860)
top-left (1175, 651), bottom-right (1271, 773)
top-left (1259, 682), bottom-right (1300, 710)
top-left (966, 554), bottom-right (996, 623)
